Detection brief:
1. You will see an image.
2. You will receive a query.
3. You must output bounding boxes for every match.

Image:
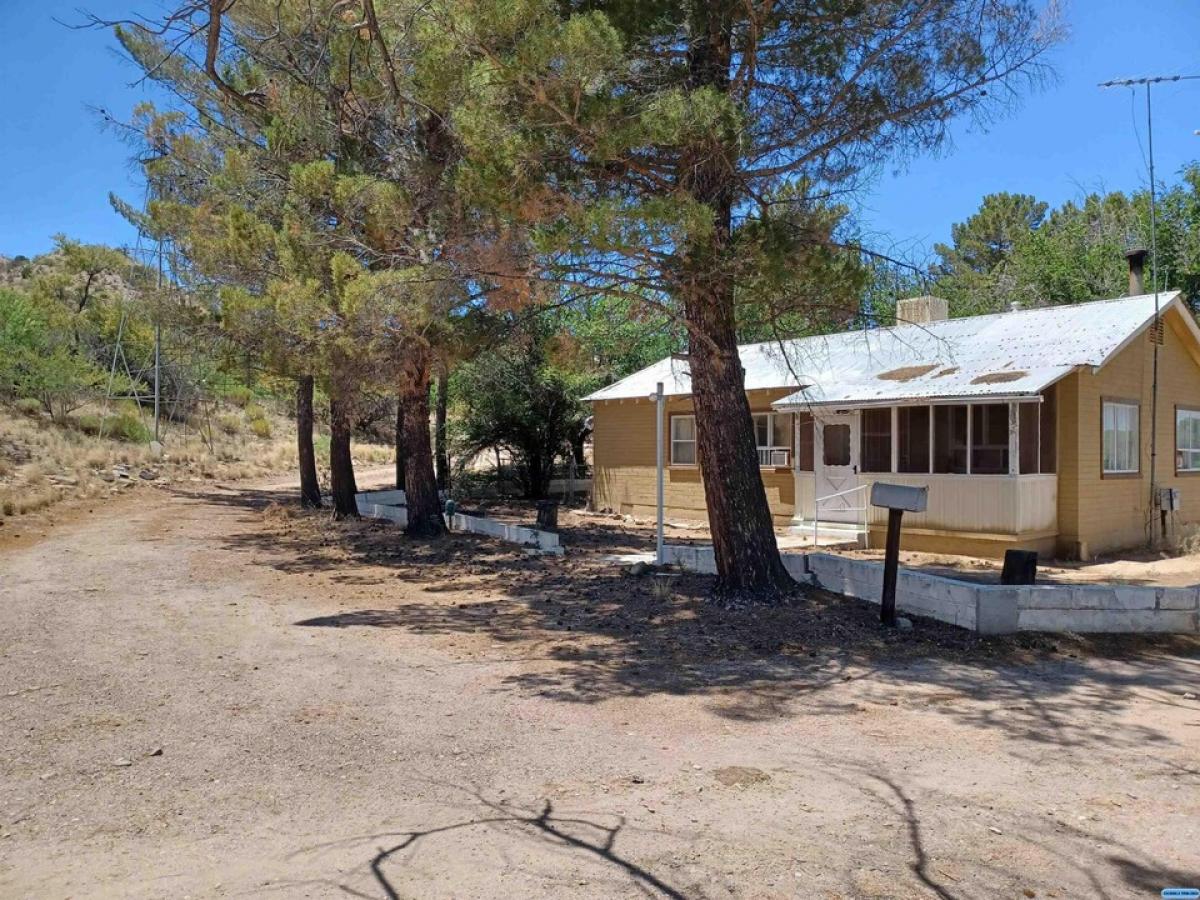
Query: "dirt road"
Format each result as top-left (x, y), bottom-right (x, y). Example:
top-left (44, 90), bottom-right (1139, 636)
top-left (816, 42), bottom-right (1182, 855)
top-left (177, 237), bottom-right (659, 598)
top-left (1, 480), bottom-right (1197, 899)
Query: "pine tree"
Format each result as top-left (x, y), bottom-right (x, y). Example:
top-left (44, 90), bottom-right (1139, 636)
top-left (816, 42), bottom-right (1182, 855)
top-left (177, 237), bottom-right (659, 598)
top-left (444, 0), bottom-right (1061, 597)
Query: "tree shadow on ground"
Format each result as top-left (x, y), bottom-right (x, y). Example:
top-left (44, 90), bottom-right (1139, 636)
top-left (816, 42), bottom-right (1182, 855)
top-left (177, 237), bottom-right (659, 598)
top-left (815, 755), bottom-right (1200, 900)
top-left (270, 765), bottom-right (1196, 900)
top-left (176, 485), bottom-right (1200, 751)
top-left (278, 787), bottom-right (690, 899)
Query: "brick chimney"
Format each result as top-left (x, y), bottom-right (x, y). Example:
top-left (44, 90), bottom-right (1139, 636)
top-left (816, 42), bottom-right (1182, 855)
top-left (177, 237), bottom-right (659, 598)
top-left (896, 295), bottom-right (949, 325)
top-left (1125, 248), bottom-right (1147, 295)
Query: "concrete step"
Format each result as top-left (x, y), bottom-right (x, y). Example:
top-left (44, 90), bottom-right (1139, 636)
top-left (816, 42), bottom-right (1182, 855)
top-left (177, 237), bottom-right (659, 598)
top-left (786, 521), bottom-right (869, 549)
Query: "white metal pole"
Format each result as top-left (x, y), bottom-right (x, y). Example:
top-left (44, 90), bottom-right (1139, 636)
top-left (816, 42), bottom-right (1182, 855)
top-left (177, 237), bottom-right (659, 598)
top-left (154, 240), bottom-right (163, 444)
top-left (655, 382), bottom-right (665, 565)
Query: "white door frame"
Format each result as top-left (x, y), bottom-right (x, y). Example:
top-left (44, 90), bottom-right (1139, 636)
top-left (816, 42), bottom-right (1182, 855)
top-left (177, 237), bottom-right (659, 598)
top-left (814, 411), bottom-right (861, 523)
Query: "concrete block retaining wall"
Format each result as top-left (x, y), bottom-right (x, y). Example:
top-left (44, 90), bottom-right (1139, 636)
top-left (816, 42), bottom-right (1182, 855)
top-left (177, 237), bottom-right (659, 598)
top-left (1017, 584), bottom-right (1199, 633)
top-left (357, 489), bottom-right (406, 506)
top-left (355, 492), bottom-right (562, 554)
top-left (660, 544), bottom-right (1198, 635)
top-left (356, 498), bottom-right (408, 525)
top-left (448, 512), bottom-right (562, 554)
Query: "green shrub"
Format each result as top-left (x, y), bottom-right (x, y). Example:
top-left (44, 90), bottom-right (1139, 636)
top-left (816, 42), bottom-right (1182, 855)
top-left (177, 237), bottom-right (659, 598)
top-left (217, 413), bottom-right (243, 436)
top-left (224, 385), bottom-right (254, 408)
top-left (244, 402), bottom-right (267, 421)
top-left (15, 397), bottom-right (43, 417)
top-left (106, 408), bottom-right (151, 444)
top-left (76, 406), bottom-right (150, 443)
top-left (249, 416), bottom-right (272, 439)
top-left (74, 413), bottom-right (104, 435)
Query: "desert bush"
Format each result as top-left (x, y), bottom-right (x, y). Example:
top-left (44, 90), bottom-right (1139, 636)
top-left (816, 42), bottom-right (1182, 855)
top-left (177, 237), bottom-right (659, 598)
top-left (15, 398), bottom-right (43, 417)
top-left (74, 413), bottom-right (104, 435)
top-left (105, 407), bottom-right (151, 443)
top-left (224, 385), bottom-right (255, 408)
top-left (249, 416), bottom-right (272, 439)
top-left (1170, 524), bottom-right (1200, 556)
top-left (218, 413), bottom-right (243, 436)
top-left (71, 406), bottom-right (148, 443)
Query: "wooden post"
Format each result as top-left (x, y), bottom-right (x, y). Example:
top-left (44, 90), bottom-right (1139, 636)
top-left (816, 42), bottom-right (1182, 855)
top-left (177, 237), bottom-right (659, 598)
top-left (880, 508), bottom-right (904, 626)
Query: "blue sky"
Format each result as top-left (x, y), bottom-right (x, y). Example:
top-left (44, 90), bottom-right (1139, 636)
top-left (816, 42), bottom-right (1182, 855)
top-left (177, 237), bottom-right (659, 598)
top-left (1, 1), bottom-right (1198, 261)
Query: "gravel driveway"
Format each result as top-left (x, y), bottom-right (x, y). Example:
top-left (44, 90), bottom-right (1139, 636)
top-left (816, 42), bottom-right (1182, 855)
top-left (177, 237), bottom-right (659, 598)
top-left (1, 480), bottom-right (1197, 898)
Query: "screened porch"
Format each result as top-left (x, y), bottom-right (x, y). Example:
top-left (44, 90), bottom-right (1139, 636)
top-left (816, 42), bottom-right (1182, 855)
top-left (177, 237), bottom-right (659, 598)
top-left (785, 386), bottom-right (1059, 538)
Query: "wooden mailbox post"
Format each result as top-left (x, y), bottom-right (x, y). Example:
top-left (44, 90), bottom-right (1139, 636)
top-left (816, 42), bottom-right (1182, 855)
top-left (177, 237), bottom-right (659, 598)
top-left (869, 482), bottom-right (928, 627)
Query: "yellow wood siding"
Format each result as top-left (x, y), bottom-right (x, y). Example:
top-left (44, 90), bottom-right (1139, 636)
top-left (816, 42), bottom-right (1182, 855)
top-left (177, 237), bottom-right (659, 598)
top-left (591, 388), bottom-right (797, 525)
top-left (1056, 306), bottom-right (1200, 557)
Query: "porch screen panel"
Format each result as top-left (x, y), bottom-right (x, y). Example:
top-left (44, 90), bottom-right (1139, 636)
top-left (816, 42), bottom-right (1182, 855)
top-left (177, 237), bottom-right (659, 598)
top-left (1040, 385), bottom-right (1057, 474)
top-left (933, 405), bottom-right (968, 473)
top-left (1019, 402), bottom-right (1039, 474)
top-left (797, 413), bottom-right (814, 471)
top-left (971, 404), bottom-right (1009, 474)
top-left (897, 406), bottom-right (930, 473)
top-left (861, 408), bottom-right (892, 472)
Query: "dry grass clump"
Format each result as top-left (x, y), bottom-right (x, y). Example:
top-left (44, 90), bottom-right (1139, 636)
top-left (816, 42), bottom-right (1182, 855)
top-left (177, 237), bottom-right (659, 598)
top-left (353, 443), bottom-right (393, 466)
top-left (1169, 524), bottom-right (1200, 557)
top-left (0, 402), bottom-right (393, 522)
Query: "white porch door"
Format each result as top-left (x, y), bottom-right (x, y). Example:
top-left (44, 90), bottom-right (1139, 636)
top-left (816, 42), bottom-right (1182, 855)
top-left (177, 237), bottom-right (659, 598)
top-left (815, 412), bottom-right (860, 523)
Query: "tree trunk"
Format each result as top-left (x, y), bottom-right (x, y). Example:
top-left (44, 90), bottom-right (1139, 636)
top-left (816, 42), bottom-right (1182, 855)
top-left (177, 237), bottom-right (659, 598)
top-left (296, 375), bottom-right (321, 508)
top-left (521, 443), bottom-right (553, 500)
top-left (571, 430), bottom-right (588, 475)
top-left (329, 389), bottom-right (359, 519)
top-left (399, 346), bottom-right (445, 537)
top-left (678, 0), bottom-right (791, 598)
top-left (394, 399), bottom-right (407, 492)
top-left (434, 364), bottom-right (450, 491)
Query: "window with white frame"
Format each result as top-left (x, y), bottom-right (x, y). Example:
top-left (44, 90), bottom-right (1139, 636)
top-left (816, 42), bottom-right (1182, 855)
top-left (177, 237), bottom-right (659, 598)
top-left (753, 413), bottom-right (792, 467)
top-left (1102, 400), bottom-right (1140, 475)
top-left (671, 415), bottom-right (697, 465)
top-left (1178, 408), bottom-right (1200, 473)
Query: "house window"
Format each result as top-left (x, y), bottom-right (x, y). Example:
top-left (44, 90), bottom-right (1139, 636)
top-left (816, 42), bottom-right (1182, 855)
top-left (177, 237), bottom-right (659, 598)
top-left (970, 403), bottom-right (1010, 474)
top-left (933, 405), bottom-right (968, 473)
top-left (861, 408), bottom-right (892, 473)
top-left (823, 423), bottom-right (851, 466)
top-left (1102, 400), bottom-right (1140, 475)
top-left (897, 406), bottom-right (930, 473)
top-left (1177, 408), bottom-right (1200, 473)
top-left (671, 415), bottom-right (697, 465)
top-left (796, 413), bottom-right (814, 471)
top-left (753, 412), bottom-right (792, 467)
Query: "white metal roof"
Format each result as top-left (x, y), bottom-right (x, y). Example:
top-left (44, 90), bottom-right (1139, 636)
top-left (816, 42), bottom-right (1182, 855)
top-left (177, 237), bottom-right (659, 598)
top-left (583, 292), bottom-right (1193, 408)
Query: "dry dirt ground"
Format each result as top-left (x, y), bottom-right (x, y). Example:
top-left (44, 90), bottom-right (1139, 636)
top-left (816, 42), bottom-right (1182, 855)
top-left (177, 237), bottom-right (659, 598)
top-left (1, 478), bottom-right (1199, 899)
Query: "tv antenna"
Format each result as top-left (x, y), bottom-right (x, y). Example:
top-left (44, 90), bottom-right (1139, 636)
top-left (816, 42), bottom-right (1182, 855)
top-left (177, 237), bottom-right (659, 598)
top-left (1099, 73), bottom-right (1200, 545)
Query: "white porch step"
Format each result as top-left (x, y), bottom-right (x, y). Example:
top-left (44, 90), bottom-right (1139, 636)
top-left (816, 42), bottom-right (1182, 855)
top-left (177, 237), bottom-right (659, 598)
top-left (786, 520), bottom-right (870, 548)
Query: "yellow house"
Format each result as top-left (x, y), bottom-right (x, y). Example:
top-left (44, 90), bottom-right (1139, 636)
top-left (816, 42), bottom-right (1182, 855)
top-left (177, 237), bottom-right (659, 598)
top-left (587, 288), bottom-right (1200, 560)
